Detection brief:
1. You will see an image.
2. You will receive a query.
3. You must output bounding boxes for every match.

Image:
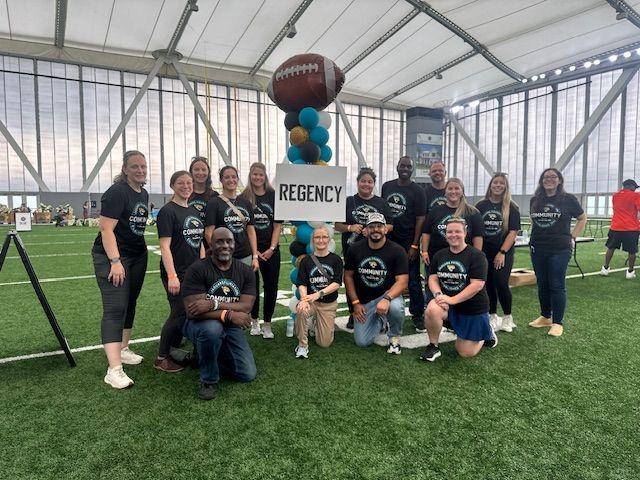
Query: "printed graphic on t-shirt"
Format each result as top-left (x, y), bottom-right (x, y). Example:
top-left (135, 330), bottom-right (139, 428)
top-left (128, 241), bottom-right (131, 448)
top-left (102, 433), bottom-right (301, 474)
top-left (437, 214), bottom-right (454, 238)
top-left (206, 279), bottom-right (241, 303)
top-left (182, 215), bottom-right (205, 248)
top-left (353, 204), bottom-right (382, 225)
top-left (437, 260), bottom-right (468, 292)
top-left (430, 196), bottom-right (446, 209)
top-left (357, 256), bottom-right (388, 288)
top-left (386, 193), bottom-right (407, 218)
top-left (254, 203), bottom-right (273, 231)
top-left (531, 204), bottom-right (561, 228)
top-left (309, 264), bottom-right (334, 292)
top-left (482, 210), bottom-right (503, 236)
top-left (189, 199), bottom-right (207, 219)
top-left (224, 206), bottom-right (250, 233)
top-left (129, 202), bottom-right (148, 236)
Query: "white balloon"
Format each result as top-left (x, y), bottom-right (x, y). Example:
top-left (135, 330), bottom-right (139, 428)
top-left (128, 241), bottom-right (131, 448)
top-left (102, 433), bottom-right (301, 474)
top-left (291, 284), bottom-right (297, 295)
top-left (329, 239), bottom-right (336, 253)
top-left (325, 224), bottom-right (335, 237)
top-left (288, 296), bottom-right (299, 313)
top-left (318, 111), bottom-right (332, 129)
top-left (308, 221), bottom-right (326, 228)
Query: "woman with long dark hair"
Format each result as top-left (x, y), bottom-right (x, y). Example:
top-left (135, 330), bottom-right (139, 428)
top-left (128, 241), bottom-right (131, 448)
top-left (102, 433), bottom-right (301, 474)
top-left (528, 168), bottom-right (587, 337)
top-left (188, 156), bottom-right (218, 222)
top-left (92, 150), bottom-right (149, 389)
top-left (240, 162), bottom-right (282, 339)
top-left (476, 173), bottom-right (521, 332)
top-left (155, 171), bottom-right (205, 372)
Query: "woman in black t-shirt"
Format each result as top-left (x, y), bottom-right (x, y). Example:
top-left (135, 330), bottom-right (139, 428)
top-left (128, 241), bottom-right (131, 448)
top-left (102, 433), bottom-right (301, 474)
top-left (476, 173), bottom-right (521, 333)
top-left (240, 162), bottom-right (282, 339)
top-left (188, 156), bottom-right (218, 222)
top-left (92, 150), bottom-right (149, 389)
top-left (155, 171), bottom-right (205, 373)
top-left (528, 168), bottom-right (587, 337)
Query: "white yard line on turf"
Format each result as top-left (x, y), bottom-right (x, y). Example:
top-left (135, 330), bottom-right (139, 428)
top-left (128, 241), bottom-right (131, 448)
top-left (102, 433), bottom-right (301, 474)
top-left (5, 253), bottom-right (89, 259)
top-left (0, 270), bottom-right (161, 286)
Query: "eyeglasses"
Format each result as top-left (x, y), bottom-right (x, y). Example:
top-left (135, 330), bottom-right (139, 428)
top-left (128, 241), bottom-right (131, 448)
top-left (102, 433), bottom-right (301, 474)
top-left (313, 235), bottom-right (330, 240)
top-left (543, 175), bottom-right (559, 180)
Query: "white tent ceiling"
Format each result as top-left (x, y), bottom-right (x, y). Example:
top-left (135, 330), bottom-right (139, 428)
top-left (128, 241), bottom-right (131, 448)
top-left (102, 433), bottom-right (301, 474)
top-left (1, 0), bottom-right (640, 109)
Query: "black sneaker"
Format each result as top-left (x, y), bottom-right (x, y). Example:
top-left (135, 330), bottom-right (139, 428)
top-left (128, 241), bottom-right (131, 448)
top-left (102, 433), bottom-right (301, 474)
top-left (346, 315), bottom-right (354, 329)
top-left (198, 382), bottom-right (217, 401)
top-left (420, 343), bottom-right (441, 362)
top-left (484, 330), bottom-right (499, 349)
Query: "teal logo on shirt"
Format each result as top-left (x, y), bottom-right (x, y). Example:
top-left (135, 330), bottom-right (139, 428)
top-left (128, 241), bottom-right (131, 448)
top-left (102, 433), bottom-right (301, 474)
top-left (207, 279), bottom-right (241, 303)
top-left (128, 202), bottom-right (148, 236)
top-left (482, 210), bottom-right (503, 236)
top-left (254, 203), bottom-right (273, 231)
top-left (430, 196), bottom-right (446, 208)
top-left (223, 206), bottom-right (250, 234)
top-left (531, 204), bottom-right (561, 228)
top-left (358, 256), bottom-right (388, 288)
top-left (182, 215), bottom-right (204, 249)
top-left (437, 260), bottom-right (468, 292)
top-left (386, 193), bottom-right (407, 218)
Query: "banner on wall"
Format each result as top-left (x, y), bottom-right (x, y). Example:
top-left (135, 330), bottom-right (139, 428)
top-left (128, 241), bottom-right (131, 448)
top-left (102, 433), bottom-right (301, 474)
top-left (274, 164), bottom-right (347, 222)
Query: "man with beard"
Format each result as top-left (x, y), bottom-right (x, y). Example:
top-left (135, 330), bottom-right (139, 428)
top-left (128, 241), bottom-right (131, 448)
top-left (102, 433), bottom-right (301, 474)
top-left (181, 227), bottom-right (257, 400)
top-left (344, 213), bottom-right (408, 355)
top-left (382, 156), bottom-right (427, 332)
top-left (424, 161), bottom-right (447, 215)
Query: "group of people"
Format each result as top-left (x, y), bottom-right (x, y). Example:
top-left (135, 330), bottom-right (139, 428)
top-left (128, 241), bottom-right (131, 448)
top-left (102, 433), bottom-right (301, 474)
top-left (92, 150), bottom-right (611, 400)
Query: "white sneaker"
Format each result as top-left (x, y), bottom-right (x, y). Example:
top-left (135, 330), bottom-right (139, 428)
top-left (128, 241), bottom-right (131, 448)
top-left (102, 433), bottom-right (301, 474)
top-left (120, 347), bottom-right (143, 365)
top-left (626, 270), bottom-right (636, 279)
top-left (489, 314), bottom-right (502, 332)
top-left (600, 266), bottom-right (610, 276)
top-left (295, 345), bottom-right (309, 359)
top-left (262, 323), bottom-right (274, 339)
top-left (500, 314), bottom-right (516, 333)
top-left (387, 337), bottom-right (401, 355)
top-left (250, 319), bottom-right (262, 336)
top-left (104, 365), bottom-right (134, 389)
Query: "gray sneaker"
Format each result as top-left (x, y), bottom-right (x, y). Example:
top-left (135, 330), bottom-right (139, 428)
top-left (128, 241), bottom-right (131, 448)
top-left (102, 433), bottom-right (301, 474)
top-left (295, 345), bottom-right (309, 359)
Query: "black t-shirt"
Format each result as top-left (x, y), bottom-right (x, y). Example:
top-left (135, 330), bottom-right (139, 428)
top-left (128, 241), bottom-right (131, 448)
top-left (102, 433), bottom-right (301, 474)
top-left (181, 258), bottom-right (256, 324)
top-left (341, 194), bottom-right (393, 253)
top-left (423, 204), bottom-right (483, 256)
top-left (204, 196), bottom-right (255, 259)
top-left (92, 182), bottom-right (149, 257)
top-left (189, 189), bottom-right (218, 222)
top-left (475, 200), bottom-right (521, 252)
top-left (253, 191), bottom-right (282, 251)
top-left (424, 184), bottom-right (446, 215)
top-left (381, 179), bottom-right (427, 248)
top-left (429, 246), bottom-right (489, 315)
top-left (296, 252), bottom-right (344, 303)
top-left (344, 239), bottom-right (408, 305)
top-left (157, 202), bottom-right (204, 275)
top-left (529, 193), bottom-right (584, 250)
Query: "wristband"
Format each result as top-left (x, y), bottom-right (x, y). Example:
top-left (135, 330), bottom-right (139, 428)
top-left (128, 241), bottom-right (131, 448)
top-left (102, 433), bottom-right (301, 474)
top-left (252, 255), bottom-right (259, 259)
top-left (347, 225), bottom-right (352, 232)
top-left (434, 292), bottom-right (443, 298)
top-left (383, 294), bottom-right (392, 302)
top-left (227, 310), bottom-right (233, 322)
top-left (209, 298), bottom-right (219, 312)
top-left (410, 244), bottom-right (419, 250)
top-left (220, 310), bottom-right (228, 322)
top-left (109, 257), bottom-right (121, 264)
top-left (352, 299), bottom-right (361, 305)
top-left (270, 245), bottom-right (277, 251)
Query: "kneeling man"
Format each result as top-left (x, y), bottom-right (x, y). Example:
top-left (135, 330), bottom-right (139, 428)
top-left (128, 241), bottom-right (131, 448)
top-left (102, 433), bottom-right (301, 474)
top-left (421, 218), bottom-right (497, 362)
top-left (345, 213), bottom-right (408, 354)
top-left (182, 227), bottom-right (257, 400)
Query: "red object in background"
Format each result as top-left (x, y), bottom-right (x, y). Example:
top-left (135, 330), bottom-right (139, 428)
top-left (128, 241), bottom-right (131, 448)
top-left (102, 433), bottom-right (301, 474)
top-left (267, 53), bottom-right (345, 112)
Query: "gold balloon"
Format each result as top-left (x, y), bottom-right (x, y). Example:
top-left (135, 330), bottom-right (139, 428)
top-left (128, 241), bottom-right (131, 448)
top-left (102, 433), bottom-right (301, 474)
top-left (314, 160), bottom-right (328, 166)
top-left (291, 226), bottom-right (297, 237)
top-left (290, 126), bottom-right (309, 146)
top-left (296, 254), bottom-right (306, 268)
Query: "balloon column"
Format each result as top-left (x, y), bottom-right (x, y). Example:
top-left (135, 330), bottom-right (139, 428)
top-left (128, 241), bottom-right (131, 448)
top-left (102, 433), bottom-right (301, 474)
top-left (267, 53), bottom-right (345, 336)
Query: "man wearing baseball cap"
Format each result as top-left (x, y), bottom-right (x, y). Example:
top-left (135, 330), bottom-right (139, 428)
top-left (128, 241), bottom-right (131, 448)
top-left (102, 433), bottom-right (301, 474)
top-left (601, 179), bottom-right (640, 279)
top-left (344, 212), bottom-right (408, 354)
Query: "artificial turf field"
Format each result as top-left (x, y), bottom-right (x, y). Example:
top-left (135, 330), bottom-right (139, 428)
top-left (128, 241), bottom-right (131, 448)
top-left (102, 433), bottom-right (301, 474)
top-left (0, 223), bottom-right (638, 480)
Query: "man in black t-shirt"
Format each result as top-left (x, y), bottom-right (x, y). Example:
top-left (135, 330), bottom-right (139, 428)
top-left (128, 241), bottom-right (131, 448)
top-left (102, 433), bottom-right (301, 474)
top-left (345, 213), bottom-right (408, 355)
top-left (182, 228), bottom-right (257, 400)
top-left (424, 161), bottom-right (447, 215)
top-left (381, 156), bottom-right (427, 332)
top-left (420, 218), bottom-right (497, 363)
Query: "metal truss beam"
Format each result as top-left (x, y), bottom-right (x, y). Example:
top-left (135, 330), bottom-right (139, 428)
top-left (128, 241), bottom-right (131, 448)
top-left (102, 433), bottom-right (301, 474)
top-left (249, 0), bottom-right (314, 76)
top-left (606, 0), bottom-right (640, 30)
top-left (54, 0), bottom-right (68, 48)
top-left (0, 118), bottom-right (50, 191)
top-left (556, 65), bottom-right (639, 172)
top-left (404, 0), bottom-right (522, 81)
top-left (446, 111), bottom-right (495, 177)
top-left (335, 98), bottom-right (367, 169)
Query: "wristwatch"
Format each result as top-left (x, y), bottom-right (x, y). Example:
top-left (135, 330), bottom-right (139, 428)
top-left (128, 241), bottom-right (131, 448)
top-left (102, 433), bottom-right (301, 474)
top-left (318, 290), bottom-right (325, 299)
top-left (499, 249), bottom-right (507, 255)
top-left (383, 294), bottom-right (392, 301)
top-left (434, 292), bottom-right (443, 298)
top-left (109, 257), bottom-right (121, 264)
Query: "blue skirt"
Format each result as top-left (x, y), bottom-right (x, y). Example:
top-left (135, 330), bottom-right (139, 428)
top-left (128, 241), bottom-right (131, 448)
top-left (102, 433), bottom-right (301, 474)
top-left (448, 309), bottom-right (492, 342)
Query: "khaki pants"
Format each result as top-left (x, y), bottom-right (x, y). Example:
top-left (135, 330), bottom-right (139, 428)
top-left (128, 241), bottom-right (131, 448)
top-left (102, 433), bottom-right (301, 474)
top-left (295, 300), bottom-right (337, 348)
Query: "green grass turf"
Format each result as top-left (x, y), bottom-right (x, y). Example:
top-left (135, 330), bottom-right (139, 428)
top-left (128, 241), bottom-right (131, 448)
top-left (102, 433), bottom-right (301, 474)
top-left (0, 224), bottom-right (638, 479)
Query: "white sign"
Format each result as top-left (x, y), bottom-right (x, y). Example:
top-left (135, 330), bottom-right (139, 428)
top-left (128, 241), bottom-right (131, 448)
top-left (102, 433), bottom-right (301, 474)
top-left (274, 164), bottom-right (347, 222)
top-left (417, 133), bottom-right (442, 145)
top-left (15, 212), bottom-right (32, 232)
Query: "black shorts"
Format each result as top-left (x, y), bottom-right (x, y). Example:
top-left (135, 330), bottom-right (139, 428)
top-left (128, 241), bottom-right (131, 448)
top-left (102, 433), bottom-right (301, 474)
top-left (606, 230), bottom-right (640, 254)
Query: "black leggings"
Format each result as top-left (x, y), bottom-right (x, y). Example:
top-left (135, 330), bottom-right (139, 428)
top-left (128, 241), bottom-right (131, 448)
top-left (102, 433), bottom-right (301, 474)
top-left (158, 268), bottom-right (187, 357)
top-left (484, 247), bottom-right (514, 315)
top-left (93, 251), bottom-right (148, 344)
top-left (251, 247), bottom-right (281, 323)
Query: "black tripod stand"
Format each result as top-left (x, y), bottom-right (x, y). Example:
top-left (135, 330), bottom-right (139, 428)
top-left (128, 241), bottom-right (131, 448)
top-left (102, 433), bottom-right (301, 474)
top-left (0, 230), bottom-right (76, 367)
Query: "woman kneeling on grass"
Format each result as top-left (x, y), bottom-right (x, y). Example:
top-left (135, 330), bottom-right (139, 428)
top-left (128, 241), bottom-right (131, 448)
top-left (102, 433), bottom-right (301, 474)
top-left (92, 150), bottom-right (149, 389)
top-left (420, 218), bottom-right (497, 363)
top-left (155, 171), bottom-right (205, 373)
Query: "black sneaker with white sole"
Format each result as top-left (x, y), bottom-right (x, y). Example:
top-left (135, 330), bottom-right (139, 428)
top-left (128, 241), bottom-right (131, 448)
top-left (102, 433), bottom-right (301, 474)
top-left (420, 343), bottom-right (441, 362)
top-left (484, 330), bottom-right (498, 349)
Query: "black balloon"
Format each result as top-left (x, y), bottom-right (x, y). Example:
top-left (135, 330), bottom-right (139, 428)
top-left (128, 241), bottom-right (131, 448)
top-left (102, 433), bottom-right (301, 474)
top-left (300, 141), bottom-right (321, 163)
top-left (284, 111), bottom-right (300, 131)
top-left (289, 240), bottom-right (307, 257)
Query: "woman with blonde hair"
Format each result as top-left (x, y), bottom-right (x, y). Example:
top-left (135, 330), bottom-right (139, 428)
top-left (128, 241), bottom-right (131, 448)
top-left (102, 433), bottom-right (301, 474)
top-left (476, 173), bottom-right (521, 332)
top-left (240, 162), bottom-right (282, 339)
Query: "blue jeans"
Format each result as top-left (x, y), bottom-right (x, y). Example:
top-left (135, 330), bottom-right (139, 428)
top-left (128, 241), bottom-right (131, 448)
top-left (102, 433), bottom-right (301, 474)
top-left (530, 247), bottom-right (572, 325)
top-left (408, 256), bottom-right (424, 323)
top-left (183, 319), bottom-right (257, 384)
top-left (354, 295), bottom-right (405, 347)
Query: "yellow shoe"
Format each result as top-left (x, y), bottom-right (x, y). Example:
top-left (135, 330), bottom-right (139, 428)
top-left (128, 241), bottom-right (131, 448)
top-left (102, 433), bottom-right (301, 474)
top-left (548, 324), bottom-right (564, 337)
top-left (528, 316), bottom-right (553, 328)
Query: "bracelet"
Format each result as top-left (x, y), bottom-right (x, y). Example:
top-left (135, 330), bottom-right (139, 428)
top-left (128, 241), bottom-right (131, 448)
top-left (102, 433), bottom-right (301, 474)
top-left (252, 254), bottom-right (259, 259)
top-left (434, 292), bottom-right (442, 297)
top-left (220, 310), bottom-right (228, 322)
top-left (270, 245), bottom-right (277, 251)
top-left (352, 299), bottom-right (361, 305)
top-left (227, 310), bottom-right (233, 322)
top-left (209, 298), bottom-right (219, 312)
top-left (383, 294), bottom-right (392, 301)
top-left (109, 257), bottom-right (121, 264)
top-left (410, 244), bottom-right (419, 250)
top-left (347, 225), bottom-right (352, 232)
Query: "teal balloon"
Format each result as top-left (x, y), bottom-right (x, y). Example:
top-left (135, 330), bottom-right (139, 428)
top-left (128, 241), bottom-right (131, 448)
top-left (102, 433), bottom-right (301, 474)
top-left (295, 288), bottom-right (301, 300)
top-left (299, 107), bottom-right (319, 129)
top-left (292, 220), bottom-right (305, 226)
top-left (320, 145), bottom-right (332, 162)
top-left (292, 159), bottom-right (306, 165)
top-left (296, 223), bottom-right (313, 244)
top-left (309, 126), bottom-right (329, 145)
top-left (291, 255), bottom-right (297, 266)
top-left (290, 268), bottom-right (299, 284)
top-left (288, 145), bottom-right (301, 162)
top-left (306, 242), bottom-right (314, 254)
